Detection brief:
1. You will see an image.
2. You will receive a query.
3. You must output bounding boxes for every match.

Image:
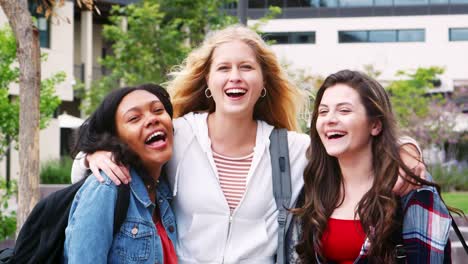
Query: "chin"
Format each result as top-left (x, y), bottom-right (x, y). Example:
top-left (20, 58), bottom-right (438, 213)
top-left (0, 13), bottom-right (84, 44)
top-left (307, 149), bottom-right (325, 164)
top-left (325, 148), bottom-right (345, 158)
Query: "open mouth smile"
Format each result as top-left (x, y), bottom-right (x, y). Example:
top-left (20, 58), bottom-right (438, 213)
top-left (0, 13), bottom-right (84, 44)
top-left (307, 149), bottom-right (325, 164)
top-left (225, 88), bottom-right (247, 98)
top-left (326, 131), bottom-right (347, 140)
top-left (144, 130), bottom-right (168, 149)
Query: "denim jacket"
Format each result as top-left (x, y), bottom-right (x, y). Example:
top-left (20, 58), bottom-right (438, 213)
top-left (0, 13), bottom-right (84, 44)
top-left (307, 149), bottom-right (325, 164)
top-left (286, 186), bottom-right (451, 263)
top-left (63, 168), bottom-right (177, 264)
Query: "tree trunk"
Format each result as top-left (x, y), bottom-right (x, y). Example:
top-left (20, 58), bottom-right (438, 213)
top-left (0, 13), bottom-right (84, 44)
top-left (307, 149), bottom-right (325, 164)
top-left (0, 0), bottom-right (41, 232)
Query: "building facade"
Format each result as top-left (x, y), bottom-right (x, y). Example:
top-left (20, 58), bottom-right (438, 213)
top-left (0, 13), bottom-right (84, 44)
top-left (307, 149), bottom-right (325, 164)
top-left (247, 1), bottom-right (468, 94)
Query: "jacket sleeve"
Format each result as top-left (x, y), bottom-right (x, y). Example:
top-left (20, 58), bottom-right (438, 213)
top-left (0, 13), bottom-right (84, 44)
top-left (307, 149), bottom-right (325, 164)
top-left (402, 187), bottom-right (452, 263)
top-left (70, 151), bottom-right (89, 183)
top-left (64, 177), bottom-right (118, 263)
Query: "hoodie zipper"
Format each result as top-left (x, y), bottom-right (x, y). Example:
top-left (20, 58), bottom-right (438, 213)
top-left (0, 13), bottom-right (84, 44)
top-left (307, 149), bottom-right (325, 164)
top-left (222, 213), bottom-right (234, 264)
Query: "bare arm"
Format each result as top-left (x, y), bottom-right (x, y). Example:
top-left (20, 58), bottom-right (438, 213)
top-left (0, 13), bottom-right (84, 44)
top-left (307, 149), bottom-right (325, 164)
top-left (394, 138), bottom-right (426, 196)
top-left (71, 151), bottom-right (131, 185)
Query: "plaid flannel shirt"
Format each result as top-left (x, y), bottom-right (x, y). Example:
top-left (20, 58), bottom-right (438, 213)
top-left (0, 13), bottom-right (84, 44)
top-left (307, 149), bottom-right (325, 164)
top-left (286, 186), bottom-right (452, 263)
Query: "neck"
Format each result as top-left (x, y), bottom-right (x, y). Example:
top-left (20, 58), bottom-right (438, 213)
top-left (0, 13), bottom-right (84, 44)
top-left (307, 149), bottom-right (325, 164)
top-left (143, 163), bottom-right (163, 183)
top-left (207, 112), bottom-right (257, 156)
top-left (332, 147), bottom-right (374, 219)
top-left (338, 146), bottom-right (374, 187)
top-left (142, 164), bottom-right (162, 204)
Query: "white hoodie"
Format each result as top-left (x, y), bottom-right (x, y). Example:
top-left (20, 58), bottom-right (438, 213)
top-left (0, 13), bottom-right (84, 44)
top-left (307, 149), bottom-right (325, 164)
top-left (167, 112), bottom-right (309, 264)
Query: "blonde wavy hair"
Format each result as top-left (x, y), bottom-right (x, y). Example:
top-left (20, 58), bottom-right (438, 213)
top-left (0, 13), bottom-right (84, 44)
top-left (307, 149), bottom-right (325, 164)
top-left (167, 24), bottom-right (304, 131)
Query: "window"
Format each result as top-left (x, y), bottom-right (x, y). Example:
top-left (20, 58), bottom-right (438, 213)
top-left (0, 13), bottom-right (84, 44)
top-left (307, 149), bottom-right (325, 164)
top-left (429, 0), bottom-right (449, 4)
top-left (450, 28), bottom-right (468, 41)
top-left (394, 0), bottom-right (428, 5)
top-left (339, 29), bottom-right (425, 43)
top-left (398, 29), bottom-right (425, 42)
top-left (249, 0), bottom-right (266, 8)
top-left (339, 30), bottom-right (368, 42)
top-left (340, 0), bottom-right (373, 7)
top-left (268, 0), bottom-right (284, 7)
top-left (369, 30), bottom-right (396, 42)
top-left (29, 2), bottom-right (50, 48)
top-left (374, 0), bottom-right (393, 6)
top-left (263, 32), bottom-right (316, 44)
top-left (286, 0), bottom-right (317, 7)
top-left (319, 0), bottom-right (339, 7)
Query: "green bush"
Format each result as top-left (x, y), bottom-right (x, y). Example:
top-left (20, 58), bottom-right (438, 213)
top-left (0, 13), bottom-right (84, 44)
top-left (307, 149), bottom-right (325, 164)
top-left (40, 157), bottom-right (73, 184)
top-left (429, 163), bottom-right (468, 192)
top-left (0, 179), bottom-right (17, 240)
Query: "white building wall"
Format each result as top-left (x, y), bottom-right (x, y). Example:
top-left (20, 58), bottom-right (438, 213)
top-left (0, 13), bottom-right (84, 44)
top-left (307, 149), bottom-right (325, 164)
top-left (74, 21), bottom-right (105, 80)
top-left (257, 14), bottom-right (468, 86)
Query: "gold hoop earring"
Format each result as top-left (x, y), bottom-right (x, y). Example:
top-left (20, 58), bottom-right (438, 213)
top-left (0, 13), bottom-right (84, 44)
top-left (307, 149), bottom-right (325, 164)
top-left (261, 87), bottom-right (267, 98)
top-left (205, 88), bottom-right (212, 98)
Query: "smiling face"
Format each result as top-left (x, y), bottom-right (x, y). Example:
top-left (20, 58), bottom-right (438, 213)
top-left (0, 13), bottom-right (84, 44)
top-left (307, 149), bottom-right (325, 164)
top-left (316, 83), bottom-right (381, 159)
top-left (115, 90), bottom-right (173, 173)
top-left (206, 40), bottom-right (264, 118)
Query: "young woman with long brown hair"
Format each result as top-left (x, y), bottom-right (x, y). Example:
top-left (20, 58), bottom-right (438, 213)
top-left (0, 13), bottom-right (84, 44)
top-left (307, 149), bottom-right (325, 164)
top-left (287, 70), bottom-right (454, 263)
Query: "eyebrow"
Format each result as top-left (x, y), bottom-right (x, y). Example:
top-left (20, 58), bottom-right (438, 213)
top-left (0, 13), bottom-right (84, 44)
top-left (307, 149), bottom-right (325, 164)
top-left (213, 59), bottom-right (257, 66)
top-left (319, 102), bottom-right (353, 107)
top-left (122, 100), bottom-right (162, 115)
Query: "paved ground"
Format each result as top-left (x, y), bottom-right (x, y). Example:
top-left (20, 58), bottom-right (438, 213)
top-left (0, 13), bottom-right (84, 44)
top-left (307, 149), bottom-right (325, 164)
top-left (450, 216), bottom-right (468, 264)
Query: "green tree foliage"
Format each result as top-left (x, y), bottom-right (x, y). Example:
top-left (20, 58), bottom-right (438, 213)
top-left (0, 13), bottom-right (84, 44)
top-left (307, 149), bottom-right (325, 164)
top-left (0, 26), bottom-right (63, 156)
top-left (387, 66), bottom-right (463, 151)
top-left (0, 179), bottom-right (17, 240)
top-left (81, 0), bottom-right (238, 114)
top-left (387, 66), bottom-right (444, 128)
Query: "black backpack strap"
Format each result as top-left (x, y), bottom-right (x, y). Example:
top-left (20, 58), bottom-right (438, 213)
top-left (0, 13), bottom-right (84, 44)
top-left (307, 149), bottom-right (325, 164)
top-left (113, 184), bottom-right (130, 235)
top-left (450, 213), bottom-right (468, 255)
top-left (270, 128), bottom-right (291, 264)
top-left (392, 199), bottom-right (407, 264)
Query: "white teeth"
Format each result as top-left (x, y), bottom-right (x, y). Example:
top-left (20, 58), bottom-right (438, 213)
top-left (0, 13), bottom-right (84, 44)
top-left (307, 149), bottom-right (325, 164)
top-left (146, 131), bottom-right (165, 143)
top-left (326, 132), bottom-right (346, 138)
top-left (225, 88), bottom-right (246, 94)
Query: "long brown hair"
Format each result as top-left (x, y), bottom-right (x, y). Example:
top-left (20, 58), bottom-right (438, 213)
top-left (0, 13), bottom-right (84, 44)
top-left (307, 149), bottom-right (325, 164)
top-left (166, 25), bottom-right (304, 131)
top-left (295, 70), bottom-right (438, 263)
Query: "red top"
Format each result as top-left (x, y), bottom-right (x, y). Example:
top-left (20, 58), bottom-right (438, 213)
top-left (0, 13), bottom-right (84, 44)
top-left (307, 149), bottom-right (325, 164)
top-left (153, 215), bottom-right (178, 264)
top-left (321, 218), bottom-right (366, 264)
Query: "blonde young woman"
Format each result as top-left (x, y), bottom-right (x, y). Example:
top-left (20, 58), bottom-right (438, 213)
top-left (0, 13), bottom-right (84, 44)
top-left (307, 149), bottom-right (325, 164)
top-left (71, 25), bottom-right (424, 263)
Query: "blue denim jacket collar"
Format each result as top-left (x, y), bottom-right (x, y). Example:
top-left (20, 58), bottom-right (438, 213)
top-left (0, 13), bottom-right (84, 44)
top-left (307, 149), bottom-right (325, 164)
top-left (129, 168), bottom-right (173, 209)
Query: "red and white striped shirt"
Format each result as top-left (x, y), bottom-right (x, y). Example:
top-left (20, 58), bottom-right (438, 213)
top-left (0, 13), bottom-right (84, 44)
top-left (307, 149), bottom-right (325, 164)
top-left (212, 151), bottom-right (253, 212)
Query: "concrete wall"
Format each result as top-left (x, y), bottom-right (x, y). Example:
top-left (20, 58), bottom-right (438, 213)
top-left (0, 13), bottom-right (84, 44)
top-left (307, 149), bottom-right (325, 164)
top-left (256, 14), bottom-right (468, 86)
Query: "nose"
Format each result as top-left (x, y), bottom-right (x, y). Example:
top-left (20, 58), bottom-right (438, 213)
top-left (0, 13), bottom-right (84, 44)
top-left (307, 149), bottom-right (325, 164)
top-left (325, 111), bottom-right (338, 125)
top-left (229, 67), bottom-right (241, 83)
top-left (144, 112), bottom-right (159, 128)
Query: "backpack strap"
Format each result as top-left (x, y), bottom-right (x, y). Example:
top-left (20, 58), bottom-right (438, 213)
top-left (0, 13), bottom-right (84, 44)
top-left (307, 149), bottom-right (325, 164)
top-left (113, 184), bottom-right (130, 235)
top-left (392, 199), bottom-right (407, 263)
top-left (270, 128), bottom-right (291, 264)
top-left (450, 213), bottom-right (468, 254)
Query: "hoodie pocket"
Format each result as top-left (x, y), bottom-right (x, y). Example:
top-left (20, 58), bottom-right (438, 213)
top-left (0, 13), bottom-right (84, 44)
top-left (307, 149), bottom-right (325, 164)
top-left (178, 213), bottom-right (229, 262)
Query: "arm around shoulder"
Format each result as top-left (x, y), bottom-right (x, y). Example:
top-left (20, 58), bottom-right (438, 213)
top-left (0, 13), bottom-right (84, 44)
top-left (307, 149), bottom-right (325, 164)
top-left (70, 152), bottom-right (89, 184)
